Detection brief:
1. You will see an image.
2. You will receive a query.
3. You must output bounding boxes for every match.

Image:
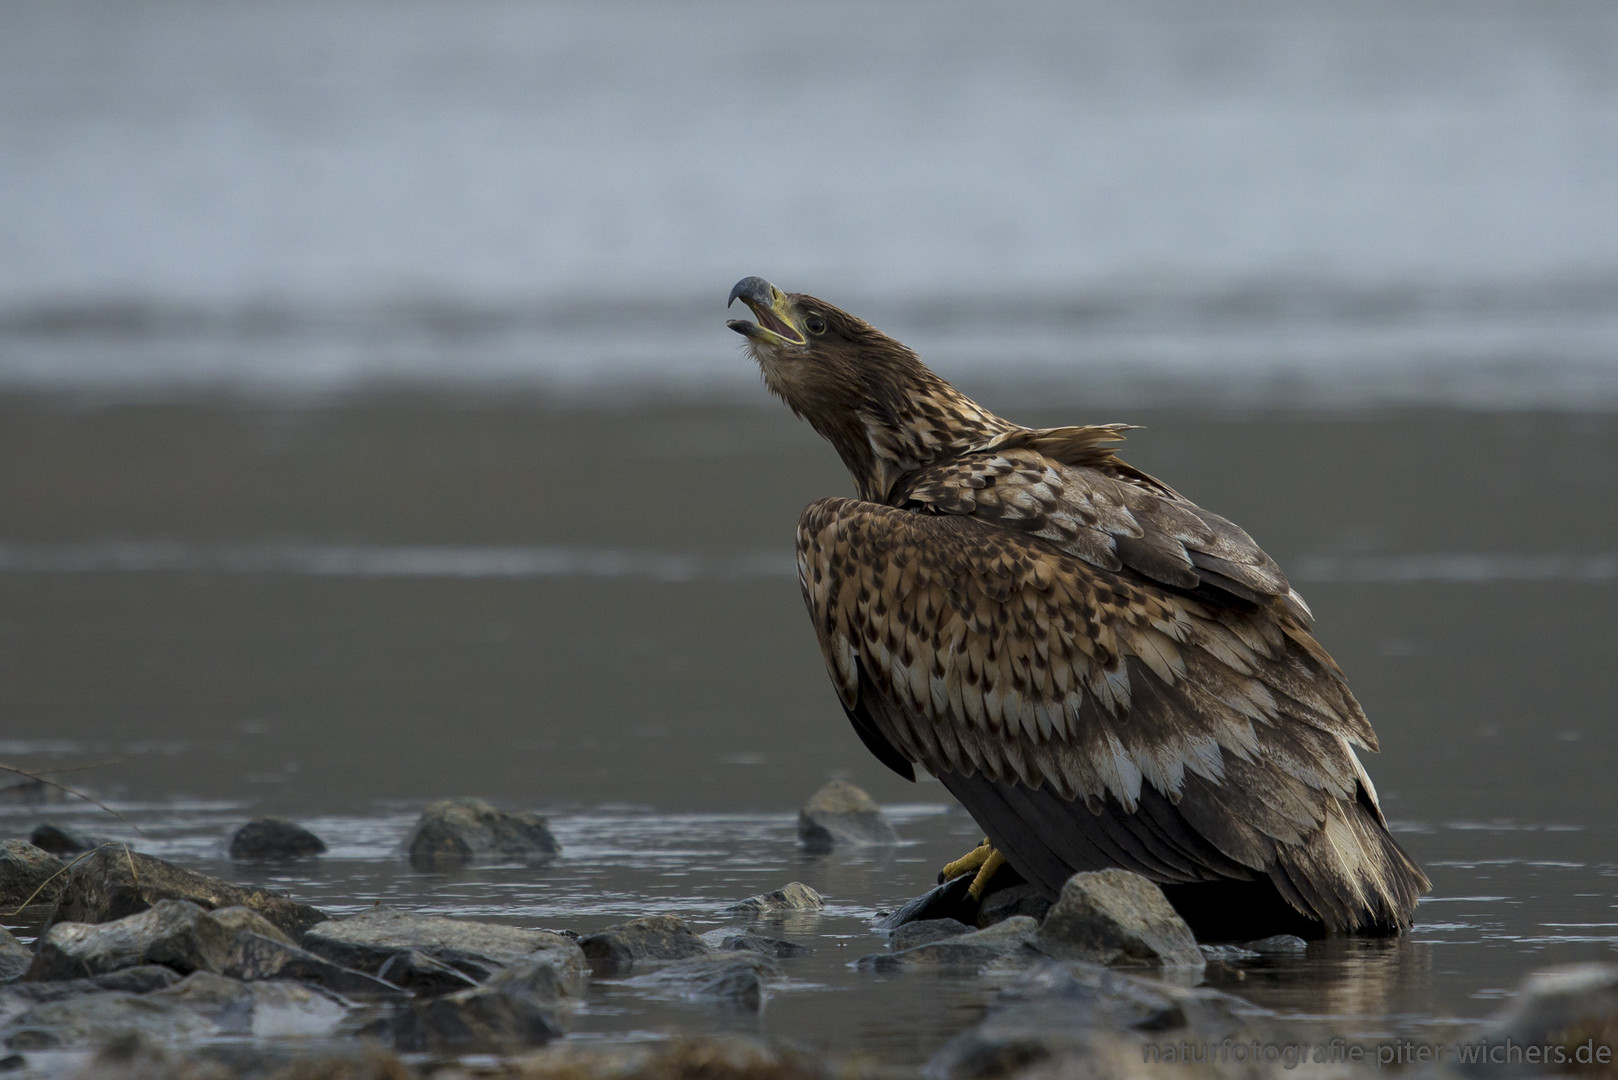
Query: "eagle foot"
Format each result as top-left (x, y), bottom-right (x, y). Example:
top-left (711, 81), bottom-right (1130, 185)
top-left (938, 839), bottom-right (1009, 901)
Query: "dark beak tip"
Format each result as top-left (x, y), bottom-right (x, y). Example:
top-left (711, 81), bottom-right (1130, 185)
top-left (728, 276), bottom-right (773, 308)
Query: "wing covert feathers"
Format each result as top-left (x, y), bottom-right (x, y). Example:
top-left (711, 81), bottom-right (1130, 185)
top-left (796, 494), bottom-right (1428, 933)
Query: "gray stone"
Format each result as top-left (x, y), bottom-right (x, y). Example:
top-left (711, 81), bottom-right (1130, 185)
top-left (796, 780), bottom-right (898, 851)
top-left (379, 965), bottom-right (565, 1053)
top-left (0, 927), bottom-right (29, 982)
top-left (859, 916), bottom-right (1042, 972)
top-left (403, 797), bottom-right (559, 870)
top-left (374, 948), bottom-right (482, 995)
top-left (1458, 963), bottom-right (1618, 1077)
top-left (152, 970), bottom-right (347, 1037)
top-left (0, 965), bottom-right (183, 1002)
top-left (888, 918), bottom-right (973, 951)
top-left (43, 847), bottom-right (327, 937)
top-left (978, 883), bottom-right (1052, 928)
top-left (627, 953), bottom-right (782, 1012)
top-left (29, 900), bottom-right (238, 981)
top-left (1244, 934), bottom-right (1309, 956)
top-left (579, 914), bottom-right (709, 974)
top-left (28, 822), bottom-right (100, 857)
top-left (700, 928), bottom-right (812, 958)
top-left (927, 960), bottom-right (1262, 1080)
top-left (1036, 869), bottom-right (1206, 970)
top-left (299, 906), bottom-right (585, 992)
top-left (723, 881), bottom-right (824, 916)
top-left (205, 904), bottom-right (295, 946)
top-left (2, 992), bottom-right (215, 1049)
top-left (0, 839), bottom-right (66, 910)
top-left (217, 932), bottom-right (407, 997)
top-left (227, 817), bottom-right (326, 861)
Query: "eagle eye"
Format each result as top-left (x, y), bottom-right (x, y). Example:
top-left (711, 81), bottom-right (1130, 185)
top-left (805, 314), bottom-right (828, 336)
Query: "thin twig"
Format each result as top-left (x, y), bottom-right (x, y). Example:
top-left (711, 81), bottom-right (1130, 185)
top-left (0, 761), bottom-right (147, 837)
top-left (0, 844), bottom-right (109, 917)
top-left (25, 757), bottom-right (132, 778)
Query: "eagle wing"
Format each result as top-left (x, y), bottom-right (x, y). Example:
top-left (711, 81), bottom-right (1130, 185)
top-left (796, 443), bottom-right (1428, 931)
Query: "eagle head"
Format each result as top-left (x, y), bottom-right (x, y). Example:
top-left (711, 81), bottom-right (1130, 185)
top-left (725, 276), bottom-right (1009, 502)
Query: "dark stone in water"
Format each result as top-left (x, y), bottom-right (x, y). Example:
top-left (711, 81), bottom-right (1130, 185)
top-left (888, 918), bottom-right (974, 951)
top-left (379, 962), bottom-right (567, 1053)
top-left (1036, 870), bottom-right (1205, 970)
top-left (300, 907), bottom-right (586, 993)
top-left (219, 932), bottom-right (407, 997)
top-left (151, 970), bottom-right (347, 1037)
top-left (1244, 934), bottom-right (1309, 956)
top-left (627, 953), bottom-right (782, 1012)
top-left (44, 847), bottom-right (327, 938)
top-left (701, 928), bottom-right (812, 958)
top-left (29, 899), bottom-right (238, 981)
top-left (872, 873), bottom-right (977, 931)
top-left (227, 817), bottom-right (327, 861)
top-left (859, 916), bottom-right (1042, 973)
top-left (579, 914), bottom-right (709, 974)
top-left (978, 883), bottom-right (1052, 928)
top-left (0, 928), bottom-right (29, 983)
top-left (0, 965), bottom-right (182, 1002)
top-left (1, 991), bottom-right (215, 1050)
top-left (0, 840), bottom-right (66, 911)
top-left (797, 780), bottom-right (899, 851)
top-left (375, 948), bottom-right (482, 995)
top-left (723, 881), bottom-right (824, 916)
top-left (27, 823), bottom-right (100, 857)
top-left (403, 796), bottom-right (559, 870)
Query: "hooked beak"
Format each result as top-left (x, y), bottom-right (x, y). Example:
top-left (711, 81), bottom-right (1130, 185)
top-left (726, 276), bottom-right (807, 347)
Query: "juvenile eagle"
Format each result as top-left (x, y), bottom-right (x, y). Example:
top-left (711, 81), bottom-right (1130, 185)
top-left (727, 276), bottom-right (1428, 937)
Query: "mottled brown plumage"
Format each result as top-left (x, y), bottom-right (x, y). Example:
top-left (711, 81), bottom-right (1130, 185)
top-left (727, 276), bottom-right (1429, 935)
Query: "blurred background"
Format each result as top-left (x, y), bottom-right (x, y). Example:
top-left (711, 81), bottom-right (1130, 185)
top-left (1, 0), bottom-right (1616, 832)
top-left (4, 0), bottom-right (1618, 1046)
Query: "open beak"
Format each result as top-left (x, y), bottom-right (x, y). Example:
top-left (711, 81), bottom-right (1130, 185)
top-left (726, 276), bottom-right (807, 347)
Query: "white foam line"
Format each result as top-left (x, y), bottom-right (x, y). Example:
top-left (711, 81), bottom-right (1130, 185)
top-left (0, 541), bottom-right (797, 582)
top-left (1293, 553), bottom-right (1618, 584)
top-left (3, 542), bottom-right (1613, 586)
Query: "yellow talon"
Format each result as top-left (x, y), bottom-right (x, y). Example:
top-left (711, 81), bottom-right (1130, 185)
top-left (939, 839), bottom-right (1008, 900)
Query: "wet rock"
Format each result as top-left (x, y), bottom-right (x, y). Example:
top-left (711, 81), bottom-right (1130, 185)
top-left (1036, 869), bottom-right (1205, 970)
top-left (579, 914), bottom-right (709, 974)
top-left (723, 881), bottom-right (824, 916)
top-left (29, 899), bottom-right (237, 980)
top-left (374, 948), bottom-right (481, 995)
top-left (44, 846), bottom-right (327, 937)
top-left (978, 883), bottom-right (1053, 928)
top-left (797, 779), bottom-right (899, 851)
top-left (859, 916), bottom-right (1042, 972)
top-left (153, 970), bottom-right (348, 1037)
top-left (628, 953), bottom-right (782, 1012)
top-left (889, 917), bottom-right (974, 951)
top-left (2, 992), bottom-right (216, 1049)
top-left (299, 906), bottom-right (586, 992)
top-left (403, 796), bottom-right (559, 870)
top-left (379, 962), bottom-right (567, 1053)
top-left (1244, 934), bottom-right (1309, 956)
top-left (1, 965), bottom-right (183, 1002)
top-left (701, 927), bottom-right (812, 958)
top-left (30, 822), bottom-right (100, 856)
top-left (0, 839), bottom-right (66, 910)
top-left (228, 817), bottom-right (327, 861)
top-left (205, 904), bottom-right (295, 946)
top-left (1458, 963), bottom-right (1618, 1077)
top-left (873, 874), bottom-right (977, 931)
top-left (216, 931), bottom-right (408, 996)
top-left (927, 960), bottom-right (1260, 1079)
top-left (0, 927), bottom-right (29, 982)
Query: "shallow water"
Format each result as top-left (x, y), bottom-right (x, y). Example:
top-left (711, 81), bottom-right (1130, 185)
top-left (1, 394), bottom-right (1615, 1067)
